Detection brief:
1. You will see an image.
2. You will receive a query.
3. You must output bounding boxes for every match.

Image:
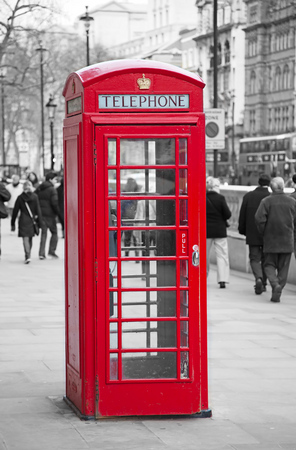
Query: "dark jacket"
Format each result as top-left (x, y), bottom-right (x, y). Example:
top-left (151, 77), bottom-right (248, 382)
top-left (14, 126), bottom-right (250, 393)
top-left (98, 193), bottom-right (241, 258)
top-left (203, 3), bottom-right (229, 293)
top-left (238, 186), bottom-right (270, 245)
top-left (11, 192), bottom-right (42, 238)
top-left (36, 181), bottom-right (60, 219)
top-left (206, 191), bottom-right (231, 239)
top-left (255, 192), bottom-right (296, 253)
top-left (0, 182), bottom-right (11, 218)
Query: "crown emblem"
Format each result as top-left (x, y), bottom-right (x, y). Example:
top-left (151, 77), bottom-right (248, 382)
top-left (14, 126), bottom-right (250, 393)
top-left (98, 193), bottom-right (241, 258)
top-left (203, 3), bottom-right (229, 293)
top-left (137, 74), bottom-right (151, 90)
top-left (72, 79), bottom-right (76, 94)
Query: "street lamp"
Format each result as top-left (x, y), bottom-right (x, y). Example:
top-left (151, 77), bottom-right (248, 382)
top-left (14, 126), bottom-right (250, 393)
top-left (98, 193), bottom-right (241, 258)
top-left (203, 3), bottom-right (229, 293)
top-left (36, 41), bottom-right (47, 174)
top-left (79, 6), bottom-right (94, 66)
top-left (45, 94), bottom-right (57, 170)
top-left (0, 70), bottom-right (5, 166)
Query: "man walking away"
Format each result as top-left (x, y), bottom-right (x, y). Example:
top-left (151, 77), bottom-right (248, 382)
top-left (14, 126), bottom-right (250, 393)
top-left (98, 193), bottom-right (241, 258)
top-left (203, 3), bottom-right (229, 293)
top-left (238, 174), bottom-right (270, 295)
top-left (255, 177), bottom-right (296, 302)
top-left (36, 171), bottom-right (61, 259)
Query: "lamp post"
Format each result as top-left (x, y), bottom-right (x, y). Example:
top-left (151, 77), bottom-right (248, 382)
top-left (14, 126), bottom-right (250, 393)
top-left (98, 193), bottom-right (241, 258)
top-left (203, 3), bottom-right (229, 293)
top-left (79, 6), bottom-right (94, 66)
top-left (36, 41), bottom-right (47, 174)
top-left (45, 95), bottom-right (57, 170)
top-left (213, 0), bottom-right (218, 177)
top-left (0, 71), bottom-right (5, 166)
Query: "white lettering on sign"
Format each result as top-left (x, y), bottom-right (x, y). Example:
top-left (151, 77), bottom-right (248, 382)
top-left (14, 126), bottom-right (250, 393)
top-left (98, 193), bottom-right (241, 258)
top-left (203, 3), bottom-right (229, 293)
top-left (181, 232), bottom-right (187, 255)
top-left (98, 94), bottom-right (189, 110)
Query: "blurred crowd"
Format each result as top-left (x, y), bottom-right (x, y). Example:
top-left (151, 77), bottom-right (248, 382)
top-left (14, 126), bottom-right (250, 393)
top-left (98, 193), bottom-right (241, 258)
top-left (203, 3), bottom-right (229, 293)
top-left (0, 170), bottom-right (64, 263)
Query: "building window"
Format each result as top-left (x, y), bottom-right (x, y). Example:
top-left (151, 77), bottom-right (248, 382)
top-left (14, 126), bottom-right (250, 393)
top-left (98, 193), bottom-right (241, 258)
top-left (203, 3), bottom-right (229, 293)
top-left (268, 108), bottom-right (272, 132)
top-left (275, 66), bottom-right (281, 90)
top-left (250, 110), bottom-right (256, 134)
top-left (269, 66), bottom-right (272, 92)
top-left (250, 70), bottom-right (256, 94)
top-left (283, 64), bottom-right (290, 89)
top-left (250, 4), bottom-right (257, 23)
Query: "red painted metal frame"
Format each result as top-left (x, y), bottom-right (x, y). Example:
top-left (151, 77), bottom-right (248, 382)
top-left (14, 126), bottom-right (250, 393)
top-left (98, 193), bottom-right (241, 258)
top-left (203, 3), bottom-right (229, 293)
top-left (94, 124), bottom-right (207, 417)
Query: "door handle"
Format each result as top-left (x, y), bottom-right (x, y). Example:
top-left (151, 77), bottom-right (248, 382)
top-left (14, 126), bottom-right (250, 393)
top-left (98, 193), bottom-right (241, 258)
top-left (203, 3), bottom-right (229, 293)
top-left (192, 245), bottom-right (199, 267)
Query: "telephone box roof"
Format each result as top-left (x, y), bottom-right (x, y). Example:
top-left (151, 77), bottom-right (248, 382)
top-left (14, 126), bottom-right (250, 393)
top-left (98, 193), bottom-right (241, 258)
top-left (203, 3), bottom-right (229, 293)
top-left (63, 59), bottom-right (205, 95)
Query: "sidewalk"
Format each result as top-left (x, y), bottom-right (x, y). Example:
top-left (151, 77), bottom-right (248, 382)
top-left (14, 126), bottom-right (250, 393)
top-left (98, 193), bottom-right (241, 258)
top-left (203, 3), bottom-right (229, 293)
top-left (1, 216), bottom-right (296, 450)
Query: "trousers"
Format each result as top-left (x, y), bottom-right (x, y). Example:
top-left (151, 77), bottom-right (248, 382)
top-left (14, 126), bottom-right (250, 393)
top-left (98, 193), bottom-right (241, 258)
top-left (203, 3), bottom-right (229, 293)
top-left (263, 253), bottom-right (291, 290)
top-left (249, 245), bottom-right (267, 285)
top-left (23, 237), bottom-right (33, 260)
top-left (206, 237), bottom-right (230, 283)
top-left (39, 216), bottom-right (58, 257)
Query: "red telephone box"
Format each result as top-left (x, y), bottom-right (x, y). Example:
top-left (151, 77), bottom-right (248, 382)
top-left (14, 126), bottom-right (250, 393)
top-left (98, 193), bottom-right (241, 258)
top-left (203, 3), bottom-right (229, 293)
top-left (62, 59), bottom-right (210, 418)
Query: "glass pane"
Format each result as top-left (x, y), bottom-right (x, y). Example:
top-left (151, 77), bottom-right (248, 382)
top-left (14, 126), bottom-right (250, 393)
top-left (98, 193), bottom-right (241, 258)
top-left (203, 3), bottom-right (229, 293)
top-left (120, 199), bottom-right (175, 227)
top-left (122, 291), bottom-right (176, 318)
top-left (120, 139), bottom-right (175, 166)
top-left (110, 322), bottom-right (118, 349)
top-left (109, 262), bottom-right (117, 287)
top-left (108, 170), bottom-right (117, 195)
top-left (179, 169), bottom-right (187, 195)
top-left (180, 321), bottom-right (189, 347)
top-left (179, 138), bottom-right (187, 165)
top-left (110, 291), bottom-right (118, 318)
top-left (110, 354), bottom-right (118, 381)
top-left (180, 290), bottom-right (189, 317)
top-left (122, 352), bottom-right (177, 379)
top-left (180, 199), bottom-right (188, 225)
top-left (122, 321), bottom-right (176, 349)
top-left (108, 139), bottom-right (116, 165)
top-left (122, 230), bottom-right (175, 257)
top-left (180, 260), bottom-right (188, 286)
top-left (181, 352), bottom-right (189, 379)
top-left (120, 169), bottom-right (174, 196)
top-left (121, 260), bottom-right (176, 288)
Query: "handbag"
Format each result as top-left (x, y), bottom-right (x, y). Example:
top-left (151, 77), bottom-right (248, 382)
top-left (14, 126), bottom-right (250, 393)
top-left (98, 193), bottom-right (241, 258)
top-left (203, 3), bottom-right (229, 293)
top-left (25, 202), bottom-right (40, 236)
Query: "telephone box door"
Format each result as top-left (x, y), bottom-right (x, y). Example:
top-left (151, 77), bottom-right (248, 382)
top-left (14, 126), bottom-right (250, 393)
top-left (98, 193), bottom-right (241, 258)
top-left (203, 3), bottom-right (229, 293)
top-left (95, 124), bottom-right (206, 417)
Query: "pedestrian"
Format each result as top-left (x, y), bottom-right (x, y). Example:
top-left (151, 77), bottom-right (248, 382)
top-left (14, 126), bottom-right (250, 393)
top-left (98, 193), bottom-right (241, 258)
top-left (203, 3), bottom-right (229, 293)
top-left (206, 177), bottom-right (232, 288)
top-left (36, 171), bottom-right (61, 259)
top-left (57, 177), bottom-right (64, 238)
top-left (0, 181), bottom-right (11, 257)
top-left (290, 173), bottom-right (296, 257)
top-left (121, 178), bottom-right (139, 257)
top-left (238, 174), bottom-right (271, 294)
top-left (27, 172), bottom-right (39, 191)
top-left (255, 177), bottom-right (296, 302)
top-left (290, 174), bottom-right (296, 200)
top-left (5, 174), bottom-right (23, 217)
top-left (11, 180), bottom-right (42, 264)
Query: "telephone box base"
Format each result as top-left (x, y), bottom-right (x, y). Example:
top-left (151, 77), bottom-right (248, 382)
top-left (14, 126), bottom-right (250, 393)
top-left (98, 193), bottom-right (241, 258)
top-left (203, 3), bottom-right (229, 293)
top-left (63, 396), bottom-right (212, 420)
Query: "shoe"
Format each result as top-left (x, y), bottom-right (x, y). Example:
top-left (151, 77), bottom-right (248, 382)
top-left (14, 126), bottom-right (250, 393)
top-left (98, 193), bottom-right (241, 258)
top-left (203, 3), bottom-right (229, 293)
top-left (271, 284), bottom-right (281, 302)
top-left (24, 258), bottom-right (31, 264)
top-left (262, 285), bottom-right (267, 292)
top-left (254, 278), bottom-right (263, 295)
top-left (48, 252), bottom-right (59, 259)
top-left (39, 256), bottom-right (46, 260)
top-left (219, 282), bottom-right (226, 288)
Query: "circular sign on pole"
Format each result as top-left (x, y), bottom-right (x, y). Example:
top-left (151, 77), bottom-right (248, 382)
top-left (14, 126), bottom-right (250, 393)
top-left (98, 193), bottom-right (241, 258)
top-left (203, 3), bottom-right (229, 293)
top-left (206, 122), bottom-right (219, 138)
top-left (205, 109), bottom-right (225, 149)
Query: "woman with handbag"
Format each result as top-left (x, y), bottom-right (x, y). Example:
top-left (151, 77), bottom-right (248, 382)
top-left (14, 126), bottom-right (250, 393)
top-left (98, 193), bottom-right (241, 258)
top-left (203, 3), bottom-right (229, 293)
top-left (206, 177), bottom-right (232, 288)
top-left (11, 181), bottom-right (43, 264)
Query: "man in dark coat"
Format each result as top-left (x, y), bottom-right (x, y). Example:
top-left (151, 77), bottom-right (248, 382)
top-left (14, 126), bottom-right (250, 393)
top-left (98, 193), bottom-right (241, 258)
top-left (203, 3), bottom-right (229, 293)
top-left (238, 174), bottom-right (270, 294)
top-left (36, 171), bottom-right (61, 259)
top-left (255, 177), bottom-right (296, 302)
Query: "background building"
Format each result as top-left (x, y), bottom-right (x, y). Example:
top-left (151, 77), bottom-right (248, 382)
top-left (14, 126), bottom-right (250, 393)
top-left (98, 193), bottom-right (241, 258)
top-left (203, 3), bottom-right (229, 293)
top-left (244, 0), bottom-right (296, 137)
